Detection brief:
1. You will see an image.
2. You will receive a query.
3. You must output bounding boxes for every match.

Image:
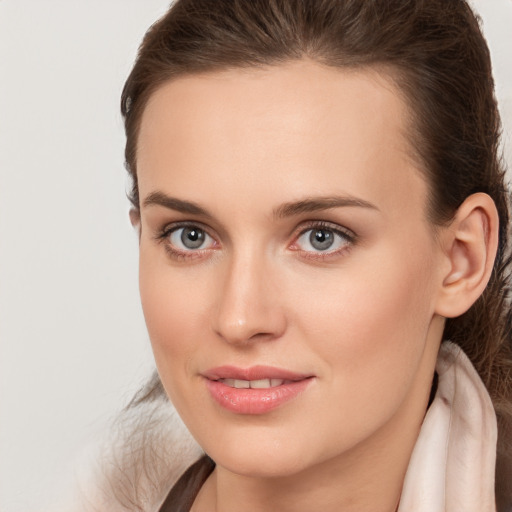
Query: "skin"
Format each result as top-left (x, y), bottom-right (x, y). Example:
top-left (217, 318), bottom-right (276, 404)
top-left (134, 60), bottom-right (498, 512)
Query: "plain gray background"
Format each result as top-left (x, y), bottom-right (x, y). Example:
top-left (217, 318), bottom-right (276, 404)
top-left (0, 1), bottom-right (511, 510)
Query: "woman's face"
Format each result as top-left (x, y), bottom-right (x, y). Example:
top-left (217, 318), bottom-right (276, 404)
top-left (136, 61), bottom-right (448, 478)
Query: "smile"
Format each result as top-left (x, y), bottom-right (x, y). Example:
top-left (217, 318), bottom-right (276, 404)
top-left (202, 366), bottom-right (314, 414)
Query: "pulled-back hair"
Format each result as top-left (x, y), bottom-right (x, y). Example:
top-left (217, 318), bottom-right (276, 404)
top-left (121, 0), bottom-right (512, 508)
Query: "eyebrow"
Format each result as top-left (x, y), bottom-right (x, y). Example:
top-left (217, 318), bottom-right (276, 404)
top-left (142, 191), bottom-right (379, 218)
top-left (273, 196), bottom-right (379, 218)
top-left (143, 191), bottom-right (211, 217)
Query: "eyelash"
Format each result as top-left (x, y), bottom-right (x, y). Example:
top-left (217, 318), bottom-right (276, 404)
top-left (290, 221), bottom-right (356, 261)
top-left (155, 221), bottom-right (217, 261)
top-left (155, 220), bottom-right (357, 262)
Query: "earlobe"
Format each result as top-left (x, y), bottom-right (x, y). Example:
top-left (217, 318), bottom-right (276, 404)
top-left (435, 193), bottom-right (499, 318)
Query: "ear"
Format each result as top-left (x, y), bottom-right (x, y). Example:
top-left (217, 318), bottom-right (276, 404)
top-left (435, 193), bottom-right (499, 318)
top-left (129, 208), bottom-right (141, 239)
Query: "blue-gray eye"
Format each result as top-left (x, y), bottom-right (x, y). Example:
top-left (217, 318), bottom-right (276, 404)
top-left (169, 226), bottom-right (213, 250)
top-left (310, 229), bottom-right (334, 250)
top-left (296, 227), bottom-right (351, 252)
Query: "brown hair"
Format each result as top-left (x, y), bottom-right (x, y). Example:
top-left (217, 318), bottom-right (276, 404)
top-left (121, 0), bottom-right (512, 508)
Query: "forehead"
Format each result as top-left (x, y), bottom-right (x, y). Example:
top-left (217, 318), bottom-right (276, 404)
top-left (137, 60), bottom-right (428, 220)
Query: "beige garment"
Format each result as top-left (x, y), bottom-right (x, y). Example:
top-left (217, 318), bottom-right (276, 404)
top-left (398, 342), bottom-right (497, 512)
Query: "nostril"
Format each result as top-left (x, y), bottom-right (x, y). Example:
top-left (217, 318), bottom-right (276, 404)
top-left (212, 315), bottom-right (286, 345)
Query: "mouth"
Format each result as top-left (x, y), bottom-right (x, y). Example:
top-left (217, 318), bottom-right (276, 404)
top-left (216, 378), bottom-right (292, 389)
top-left (202, 366), bottom-right (314, 414)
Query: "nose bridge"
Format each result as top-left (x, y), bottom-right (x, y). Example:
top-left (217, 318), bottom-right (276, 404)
top-left (212, 245), bottom-right (285, 344)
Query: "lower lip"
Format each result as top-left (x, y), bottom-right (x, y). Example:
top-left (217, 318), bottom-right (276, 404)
top-left (204, 378), bottom-right (313, 414)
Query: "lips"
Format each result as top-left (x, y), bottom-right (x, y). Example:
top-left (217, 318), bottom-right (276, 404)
top-left (202, 365), bottom-right (314, 414)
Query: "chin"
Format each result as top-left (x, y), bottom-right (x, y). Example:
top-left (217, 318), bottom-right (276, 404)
top-left (217, 448), bottom-right (311, 478)
top-left (196, 423), bottom-right (326, 478)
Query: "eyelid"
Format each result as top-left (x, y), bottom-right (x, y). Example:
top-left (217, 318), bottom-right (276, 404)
top-left (155, 221), bottom-right (219, 260)
top-left (289, 220), bottom-right (357, 257)
top-left (156, 220), bottom-right (215, 239)
top-left (292, 220), bottom-right (356, 240)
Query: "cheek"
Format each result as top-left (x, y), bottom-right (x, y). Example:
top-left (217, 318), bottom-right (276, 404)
top-left (292, 240), bottom-right (438, 418)
top-left (138, 248), bottom-right (209, 383)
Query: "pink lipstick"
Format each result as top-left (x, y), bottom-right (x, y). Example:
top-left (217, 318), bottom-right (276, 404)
top-left (202, 365), bottom-right (314, 414)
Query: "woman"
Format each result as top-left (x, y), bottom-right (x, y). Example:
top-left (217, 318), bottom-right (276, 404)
top-left (88, 0), bottom-right (512, 510)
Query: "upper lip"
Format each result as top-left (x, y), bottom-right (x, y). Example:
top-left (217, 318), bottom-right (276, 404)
top-left (202, 365), bottom-right (313, 381)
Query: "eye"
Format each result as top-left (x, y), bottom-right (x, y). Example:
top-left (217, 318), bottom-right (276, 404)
top-left (293, 224), bottom-right (355, 255)
top-left (167, 225), bottom-right (214, 251)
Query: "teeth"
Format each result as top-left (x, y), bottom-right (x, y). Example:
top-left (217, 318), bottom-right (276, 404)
top-left (222, 379), bottom-right (249, 388)
top-left (250, 379), bottom-right (272, 389)
top-left (220, 378), bottom-right (286, 389)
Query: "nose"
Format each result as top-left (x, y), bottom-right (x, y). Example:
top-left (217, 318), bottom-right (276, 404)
top-left (211, 251), bottom-right (287, 345)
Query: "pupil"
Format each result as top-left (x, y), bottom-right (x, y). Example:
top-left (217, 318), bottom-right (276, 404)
top-left (310, 229), bottom-right (334, 250)
top-left (181, 227), bottom-right (205, 249)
